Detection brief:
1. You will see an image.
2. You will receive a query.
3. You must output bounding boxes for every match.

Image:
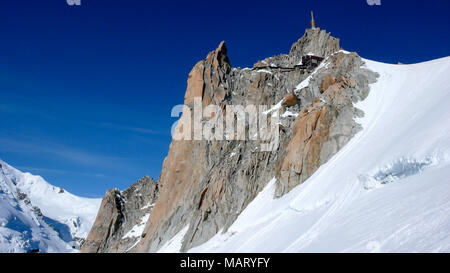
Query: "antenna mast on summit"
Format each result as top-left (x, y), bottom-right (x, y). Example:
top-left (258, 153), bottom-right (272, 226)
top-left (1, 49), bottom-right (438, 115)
top-left (311, 11), bottom-right (316, 28)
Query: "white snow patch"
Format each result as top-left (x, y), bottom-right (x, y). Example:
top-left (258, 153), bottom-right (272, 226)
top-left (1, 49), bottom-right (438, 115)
top-left (157, 225), bottom-right (190, 253)
top-left (122, 213), bottom-right (150, 239)
top-left (141, 202), bottom-right (155, 210)
top-left (339, 49), bottom-right (351, 54)
top-left (263, 100), bottom-right (283, 115)
top-left (255, 69), bottom-right (273, 74)
top-left (281, 111), bottom-right (299, 118)
top-left (295, 58), bottom-right (329, 91)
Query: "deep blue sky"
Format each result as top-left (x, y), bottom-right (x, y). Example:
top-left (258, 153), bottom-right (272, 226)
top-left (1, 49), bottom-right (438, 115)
top-left (0, 0), bottom-right (449, 197)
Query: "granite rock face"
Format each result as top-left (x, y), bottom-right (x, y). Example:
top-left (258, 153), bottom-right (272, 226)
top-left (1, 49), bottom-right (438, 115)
top-left (81, 176), bottom-right (158, 253)
top-left (276, 51), bottom-right (378, 196)
top-left (257, 28), bottom-right (340, 68)
top-left (290, 28), bottom-right (340, 64)
top-left (82, 27), bottom-right (378, 253)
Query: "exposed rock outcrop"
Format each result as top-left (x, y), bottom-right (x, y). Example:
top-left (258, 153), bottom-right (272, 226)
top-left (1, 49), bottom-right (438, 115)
top-left (276, 51), bottom-right (378, 196)
top-left (81, 176), bottom-right (158, 253)
top-left (290, 28), bottom-right (340, 63)
top-left (256, 28), bottom-right (340, 68)
top-left (83, 27), bottom-right (378, 253)
top-left (282, 93), bottom-right (298, 107)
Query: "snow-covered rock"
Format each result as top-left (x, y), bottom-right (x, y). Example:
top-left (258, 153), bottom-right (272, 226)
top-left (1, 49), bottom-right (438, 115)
top-left (0, 159), bottom-right (101, 253)
top-left (190, 56), bottom-right (450, 253)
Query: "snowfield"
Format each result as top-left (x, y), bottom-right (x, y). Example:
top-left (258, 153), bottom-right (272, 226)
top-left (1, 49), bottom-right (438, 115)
top-left (188, 56), bottom-right (450, 253)
top-left (0, 160), bottom-right (101, 253)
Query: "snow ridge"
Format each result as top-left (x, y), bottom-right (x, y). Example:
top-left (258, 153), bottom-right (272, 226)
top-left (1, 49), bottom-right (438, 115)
top-left (0, 159), bottom-right (101, 253)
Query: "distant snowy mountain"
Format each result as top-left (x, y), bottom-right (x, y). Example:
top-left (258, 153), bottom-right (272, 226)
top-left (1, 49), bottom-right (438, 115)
top-left (189, 56), bottom-right (450, 253)
top-left (0, 159), bottom-right (101, 253)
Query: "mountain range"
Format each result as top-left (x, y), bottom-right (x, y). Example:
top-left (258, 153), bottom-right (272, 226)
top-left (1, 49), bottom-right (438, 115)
top-left (1, 26), bottom-right (449, 253)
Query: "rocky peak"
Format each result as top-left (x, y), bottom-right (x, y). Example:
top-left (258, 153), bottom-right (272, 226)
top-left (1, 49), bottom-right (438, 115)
top-left (81, 176), bottom-right (159, 253)
top-left (252, 28), bottom-right (340, 68)
top-left (290, 28), bottom-right (340, 60)
top-left (207, 41), bottom-right (231, 72)
top-left (83, 28), bottom-right (378, 253)
top-left (184, 41), bottom-right (231, 106)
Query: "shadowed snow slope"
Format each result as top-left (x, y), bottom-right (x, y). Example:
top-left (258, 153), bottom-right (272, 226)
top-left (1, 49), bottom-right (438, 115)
top-left (0, 159), bottom-right (101, 252)
top-left (190, 56), bottom-right (450, 253)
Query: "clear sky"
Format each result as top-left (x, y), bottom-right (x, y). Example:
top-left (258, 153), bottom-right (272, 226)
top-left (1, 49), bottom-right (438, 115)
top-left (0, 0), bottom-right (449, 197)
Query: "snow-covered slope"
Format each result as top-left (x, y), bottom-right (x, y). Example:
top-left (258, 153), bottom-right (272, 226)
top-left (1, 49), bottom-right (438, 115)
top-left (190, 56), bottom-right (450, 253)
top-left (0, 159), bottom-right (101, 253)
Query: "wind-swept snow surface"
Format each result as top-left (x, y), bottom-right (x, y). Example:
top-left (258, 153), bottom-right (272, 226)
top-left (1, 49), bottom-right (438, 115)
top-left (191, 56), bottom-right (450, 253)
top-left (0, 160), bottom-right (101, 252)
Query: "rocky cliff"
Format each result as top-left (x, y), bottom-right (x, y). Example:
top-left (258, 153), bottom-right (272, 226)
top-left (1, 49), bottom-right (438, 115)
top-left (81, 176), bottom-right (158, 252)
top-left (82, 27), bottom-right (378, 253)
